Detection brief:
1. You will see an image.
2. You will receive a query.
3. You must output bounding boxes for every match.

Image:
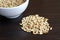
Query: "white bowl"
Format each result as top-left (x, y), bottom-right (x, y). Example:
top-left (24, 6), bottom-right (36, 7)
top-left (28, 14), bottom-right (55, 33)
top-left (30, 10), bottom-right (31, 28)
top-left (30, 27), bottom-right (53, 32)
top-left (0, 0), bottom-right (29, 19)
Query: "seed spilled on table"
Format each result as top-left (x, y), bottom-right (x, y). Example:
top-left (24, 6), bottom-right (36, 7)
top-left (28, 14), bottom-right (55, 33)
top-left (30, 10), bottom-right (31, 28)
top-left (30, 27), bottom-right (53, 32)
top-left (20, 14), bottom-right (52, 35)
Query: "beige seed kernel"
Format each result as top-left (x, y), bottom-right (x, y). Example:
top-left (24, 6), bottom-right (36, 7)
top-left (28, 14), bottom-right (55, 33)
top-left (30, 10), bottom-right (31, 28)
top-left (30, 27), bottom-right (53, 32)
top-left (20, 14), bottom-right (52, 35)
top-left (0, 0), bottom-right (24, 8)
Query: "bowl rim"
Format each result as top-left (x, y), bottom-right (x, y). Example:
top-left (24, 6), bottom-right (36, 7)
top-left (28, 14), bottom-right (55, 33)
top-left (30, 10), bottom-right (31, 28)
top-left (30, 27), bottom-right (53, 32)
top-left (0, 0), bottom-right (28, 9)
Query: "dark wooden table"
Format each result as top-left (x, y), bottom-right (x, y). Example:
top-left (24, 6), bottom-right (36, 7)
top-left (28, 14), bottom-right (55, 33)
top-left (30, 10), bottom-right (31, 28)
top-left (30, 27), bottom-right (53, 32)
top-left (0, 0), bottom-right (60, 40)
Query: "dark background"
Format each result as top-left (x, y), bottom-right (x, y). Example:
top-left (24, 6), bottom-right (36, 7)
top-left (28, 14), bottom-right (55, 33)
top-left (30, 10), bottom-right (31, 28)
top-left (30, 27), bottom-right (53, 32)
top-left (0, 0), bottom-right (60, 40)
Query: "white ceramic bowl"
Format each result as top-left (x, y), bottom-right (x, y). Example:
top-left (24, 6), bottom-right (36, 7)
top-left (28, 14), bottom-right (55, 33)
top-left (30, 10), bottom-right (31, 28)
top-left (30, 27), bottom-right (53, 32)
top-left (0, 0), bottom-right (29, 19)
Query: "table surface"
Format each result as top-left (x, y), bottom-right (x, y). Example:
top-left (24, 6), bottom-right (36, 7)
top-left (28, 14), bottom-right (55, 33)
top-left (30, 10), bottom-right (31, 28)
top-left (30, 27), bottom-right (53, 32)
top-left (0, 0), bottom-right (60, 40)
